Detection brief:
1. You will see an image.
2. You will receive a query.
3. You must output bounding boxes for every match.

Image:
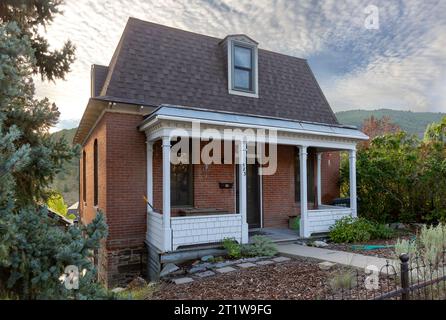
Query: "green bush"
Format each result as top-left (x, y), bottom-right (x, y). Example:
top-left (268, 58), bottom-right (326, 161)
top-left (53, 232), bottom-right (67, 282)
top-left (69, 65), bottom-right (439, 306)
top-left (242, 235), bottom-right (277, 257)
top-left (223, 236), bottom-right (277, 259)
top-left (222, 238), bottom-right (242, 259)
top-left (329, 217), bottom-right (394, 243)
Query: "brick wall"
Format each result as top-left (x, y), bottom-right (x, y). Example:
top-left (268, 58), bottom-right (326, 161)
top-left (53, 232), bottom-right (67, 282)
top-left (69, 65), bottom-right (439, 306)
top-left (105, 112), bottom-right (147, 286)
top-left (152, 141), bottom-right (236, 215)
top-left (320, 151), bottom-right (340, 204)
top-left (262, 145), bottom-right (300, 228)
top-left (79, 112), bottom-right (148, 287)
top-left (79, 116), bottom-right (107, 225)
top-left (262, 145), bottom-right (340, 228)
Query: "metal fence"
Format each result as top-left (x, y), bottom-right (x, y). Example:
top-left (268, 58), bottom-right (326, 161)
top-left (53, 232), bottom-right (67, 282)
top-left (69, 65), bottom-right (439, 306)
top-left (325, 249), bottom-right (446, 300)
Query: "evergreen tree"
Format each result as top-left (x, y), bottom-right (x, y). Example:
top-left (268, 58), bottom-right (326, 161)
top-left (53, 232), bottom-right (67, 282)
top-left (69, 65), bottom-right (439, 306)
top-left (0, 1), bottom-right (109, 299)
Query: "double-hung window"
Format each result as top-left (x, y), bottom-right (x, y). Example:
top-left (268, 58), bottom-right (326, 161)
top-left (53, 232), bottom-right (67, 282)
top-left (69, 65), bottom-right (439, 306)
top-left (233, 45), bottom-right (254, 91)
top-left (228, 39), bottom-right (258, 97)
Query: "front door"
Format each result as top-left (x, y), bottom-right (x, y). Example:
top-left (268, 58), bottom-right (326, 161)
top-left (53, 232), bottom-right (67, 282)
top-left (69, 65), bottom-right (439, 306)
top-left (246, 164), bottom-right (261, 228)
top-left (236, 164), bottom-right (261, 229)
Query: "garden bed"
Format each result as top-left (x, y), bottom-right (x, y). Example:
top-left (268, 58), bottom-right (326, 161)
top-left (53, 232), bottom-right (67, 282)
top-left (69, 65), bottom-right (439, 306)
top-left (150, 257), bottom-right (393, 300)
top-left (325, 234), bottom-right (415, 260)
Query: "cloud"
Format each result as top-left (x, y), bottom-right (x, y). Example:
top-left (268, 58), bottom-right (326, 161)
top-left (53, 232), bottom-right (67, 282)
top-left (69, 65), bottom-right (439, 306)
top-left (33, 0), bottom-right (446, 126)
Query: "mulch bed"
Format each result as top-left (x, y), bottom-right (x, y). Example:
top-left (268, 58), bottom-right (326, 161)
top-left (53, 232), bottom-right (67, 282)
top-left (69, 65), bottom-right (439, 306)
top-left (325, 233), bottom-right (415, 260)
top-left (152, 257), bottom-right (332, 300)
top-left (151, 257), bottom-right (398, 300)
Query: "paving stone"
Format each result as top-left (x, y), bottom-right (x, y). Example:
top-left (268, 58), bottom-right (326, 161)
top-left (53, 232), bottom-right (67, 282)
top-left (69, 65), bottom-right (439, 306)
top-left (201, 255), bottom-right (214, 262)
top-left (189, 265), bottom-right (207, 274)
top-left (240, 257), bottom-right (259, 263)
top-left (160, 263), bottom-right (179, 277)
top-left (195, 270), bottom-right (215, 278)
top-left (319, 261), bottom-right (336, 270)
top-left (215, 262), bottom-right (232, 268)
top-left (237, 262), bottom-right (257, 268)
top-left (215, 267), bottom-right (236, 273)
top-left (313, 240), bottom-right (329, 248)
top-left (215, 266), bottom-right (237, 273)
top-left (272, 256), bottom-right (291, 262)
top-left (256, 260), bottom-right (275, 266)
top-left (173, 277), bottom-right (194, 285)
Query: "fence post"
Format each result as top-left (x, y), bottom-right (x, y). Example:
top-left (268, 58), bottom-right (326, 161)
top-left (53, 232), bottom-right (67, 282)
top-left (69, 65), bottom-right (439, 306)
top-left (400, 253), bottom-right (410, 300)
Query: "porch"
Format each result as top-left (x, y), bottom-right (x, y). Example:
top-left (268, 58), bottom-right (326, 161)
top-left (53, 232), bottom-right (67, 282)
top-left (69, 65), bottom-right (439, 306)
top-left (140, 105), bottom-right (367, 253)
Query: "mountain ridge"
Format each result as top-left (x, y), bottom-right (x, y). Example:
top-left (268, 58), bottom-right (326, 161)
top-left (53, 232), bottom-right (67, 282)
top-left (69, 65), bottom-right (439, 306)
top-left (336, 109), bottom-right (445, 137)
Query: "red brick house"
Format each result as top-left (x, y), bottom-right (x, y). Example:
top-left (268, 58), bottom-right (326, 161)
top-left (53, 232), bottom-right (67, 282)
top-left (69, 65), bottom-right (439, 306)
top-left (74, 18), bottom-right (367, 287)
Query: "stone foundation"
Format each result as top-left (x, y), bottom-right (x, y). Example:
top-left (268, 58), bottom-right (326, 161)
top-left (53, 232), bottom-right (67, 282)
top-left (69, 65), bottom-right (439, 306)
top-left (99, 246), bottom-right (147, 288)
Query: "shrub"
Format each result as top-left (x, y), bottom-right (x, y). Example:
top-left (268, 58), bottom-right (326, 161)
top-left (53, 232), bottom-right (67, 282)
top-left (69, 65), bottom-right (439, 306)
top-left (329, 269), bottom-right (357, 291)
top-left (418, 224), bottom-right (446, 267)
top-left (222, 238), bottom-right (241, 259)
top-left (394, 238), bottom-right (417, 261)
top-left (329, 217), bottom-right (394, 243)
top-left (242, 236), bottom-right (277, 257)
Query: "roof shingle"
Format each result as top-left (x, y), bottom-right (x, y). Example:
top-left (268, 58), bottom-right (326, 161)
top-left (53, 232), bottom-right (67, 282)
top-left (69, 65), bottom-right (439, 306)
top-left (97, 17), bottom-right (338, 125)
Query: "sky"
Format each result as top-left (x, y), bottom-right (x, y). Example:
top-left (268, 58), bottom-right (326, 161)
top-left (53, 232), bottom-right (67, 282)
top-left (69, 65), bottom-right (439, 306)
top-left (34, 0), bottom-right (446, 130)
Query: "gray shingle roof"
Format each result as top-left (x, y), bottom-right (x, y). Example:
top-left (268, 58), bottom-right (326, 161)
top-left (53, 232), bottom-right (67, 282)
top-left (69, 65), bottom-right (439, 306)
top-left (91, 64), bottom-right (108, 97)
top-left (97, 17), bottom-right (339, 125)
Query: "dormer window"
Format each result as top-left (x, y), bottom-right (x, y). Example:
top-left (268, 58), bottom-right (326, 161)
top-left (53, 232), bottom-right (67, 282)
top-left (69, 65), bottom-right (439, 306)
top-left (233, 45), bottom-right (253, 91)
top-left (225, 35), bottom-right (259, 98)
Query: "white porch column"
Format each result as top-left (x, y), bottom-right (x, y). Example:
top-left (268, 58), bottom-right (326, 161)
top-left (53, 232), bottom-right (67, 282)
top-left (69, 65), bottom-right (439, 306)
top-left (162, 136), bottom-right (172, 251)
top-left (238, 140), bottom-right (249, 244)
top-left (316, 152), bottom-right (322, 207)
top-left (299, 146), bottom-right (310, 238)
top-left (349, 149), bottom-right (357, 218)
top-left (146, 140), bottom-right (153, 212)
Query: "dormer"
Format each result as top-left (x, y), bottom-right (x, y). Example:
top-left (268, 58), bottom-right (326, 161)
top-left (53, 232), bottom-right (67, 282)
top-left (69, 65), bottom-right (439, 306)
top-left (221, 35), bottom-right (259, 98)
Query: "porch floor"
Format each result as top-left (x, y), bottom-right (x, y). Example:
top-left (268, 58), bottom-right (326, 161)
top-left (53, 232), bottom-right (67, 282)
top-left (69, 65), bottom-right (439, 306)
top-left (249, 227), bottom-right (301, 243)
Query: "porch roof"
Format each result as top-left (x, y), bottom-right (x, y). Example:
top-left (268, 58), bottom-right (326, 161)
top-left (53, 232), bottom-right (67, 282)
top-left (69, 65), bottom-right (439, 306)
top-left (139, 104), bottom-right (368, 141)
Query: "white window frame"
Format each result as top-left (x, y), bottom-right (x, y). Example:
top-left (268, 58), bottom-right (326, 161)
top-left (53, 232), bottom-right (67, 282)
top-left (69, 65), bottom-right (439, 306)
top-left (228, 39), bottom-right (259, 98)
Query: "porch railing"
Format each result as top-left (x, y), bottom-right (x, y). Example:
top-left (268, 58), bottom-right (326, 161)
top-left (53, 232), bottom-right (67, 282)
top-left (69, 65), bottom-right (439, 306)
top-left (146, 211), bottom-right (242, 252)
top-left (171, 214), bottom-right (241, 250)
top-left (307, 205), bottom-right (352, 234)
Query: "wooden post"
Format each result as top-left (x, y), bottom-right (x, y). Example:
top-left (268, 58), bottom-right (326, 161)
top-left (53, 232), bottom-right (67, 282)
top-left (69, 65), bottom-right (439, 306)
top-left (299, 146), bottom-right (309, 238)
top-left (400, 253), bottom-right (410, 300)
top-left (162, 136), bottom-right (172, 251)
top-left (146, 140), bottom-right (153, 212)
top-left (238, 140), bottom-right (248, 244)
top-left (349, 149), bottom-right (357, 217)
top-left (316, 152), bottom-right (322, 207)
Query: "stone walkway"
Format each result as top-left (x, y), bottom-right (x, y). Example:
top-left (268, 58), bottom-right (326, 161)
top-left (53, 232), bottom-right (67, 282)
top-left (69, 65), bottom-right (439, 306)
top-left (277, 243), bottom-right (395, 273)
top-left (171, 256), bottom-right (292, 285)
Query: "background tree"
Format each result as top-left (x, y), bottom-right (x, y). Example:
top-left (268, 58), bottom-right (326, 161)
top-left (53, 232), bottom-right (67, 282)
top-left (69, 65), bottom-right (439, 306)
top-left (0, 1), bottom-right (109, 299)
top-left (340, 117), bottom-right (446, 224)
top-left (360, 115), bottom-right (400, 148)
top-left (0, 0), bottom-right (75, 81)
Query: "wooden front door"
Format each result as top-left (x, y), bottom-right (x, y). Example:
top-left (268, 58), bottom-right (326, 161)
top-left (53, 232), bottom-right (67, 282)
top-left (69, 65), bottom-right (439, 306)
top-left (236, 164), bottom-right (261, 229)
top-left (246, 164), bottom-right (261, 228)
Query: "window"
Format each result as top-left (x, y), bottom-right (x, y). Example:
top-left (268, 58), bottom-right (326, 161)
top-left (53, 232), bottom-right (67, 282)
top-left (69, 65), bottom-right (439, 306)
top-left (82, 150), bottom-right (86, 202)
top-left (228, 39), bottom-right (258, 97)
top-left (295, 149), bottom-right (315, 203)
top-left (171, 139), bottom-right (193, 206)
top-left (93, 139), bottom-right (98, 206)
top-left (233, 45), bottom-right (253, 91)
